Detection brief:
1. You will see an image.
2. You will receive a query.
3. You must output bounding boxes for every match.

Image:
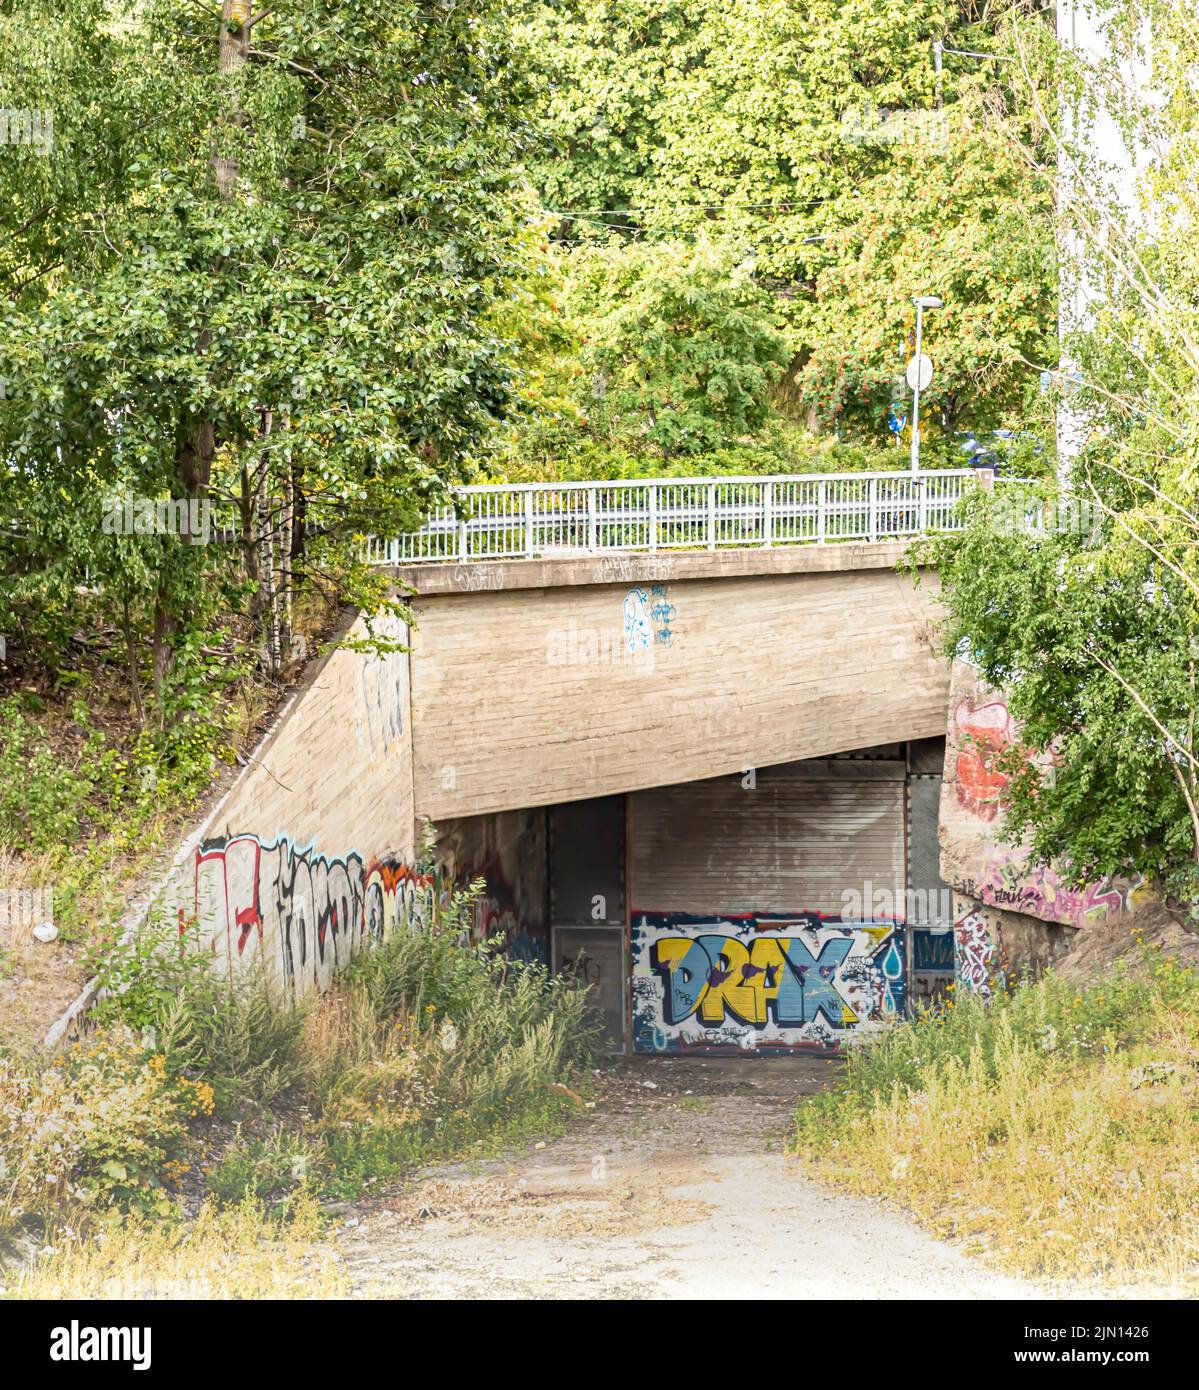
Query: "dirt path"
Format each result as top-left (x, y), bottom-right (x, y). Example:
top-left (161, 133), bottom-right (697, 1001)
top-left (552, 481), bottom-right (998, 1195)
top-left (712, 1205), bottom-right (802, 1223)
top-left (334, 1056), bottom-right (1046, 1300)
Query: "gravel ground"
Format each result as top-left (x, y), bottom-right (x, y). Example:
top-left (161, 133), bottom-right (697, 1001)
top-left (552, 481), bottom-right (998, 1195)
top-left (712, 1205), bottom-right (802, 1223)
top-left (333, 1054), bottom-right (1049, 1300)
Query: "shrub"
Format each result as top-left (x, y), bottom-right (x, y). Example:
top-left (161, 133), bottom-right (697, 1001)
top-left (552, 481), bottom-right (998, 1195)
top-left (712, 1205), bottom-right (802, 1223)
top-left (0, 1036), bottom-right (213, 1240)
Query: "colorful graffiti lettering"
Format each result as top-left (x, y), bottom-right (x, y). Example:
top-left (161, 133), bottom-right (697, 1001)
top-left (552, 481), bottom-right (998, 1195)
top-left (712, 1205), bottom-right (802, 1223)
top-left (632, 910), bottom-right (905, 1054)
top-left (973, 850), bottom-right (1135, 929)
top-left (194, 835), bottom-right (435, 998)
top-left (954, 697), bottom-right (1016, 821)
top-left (363, 857), bottom-right (439, 943)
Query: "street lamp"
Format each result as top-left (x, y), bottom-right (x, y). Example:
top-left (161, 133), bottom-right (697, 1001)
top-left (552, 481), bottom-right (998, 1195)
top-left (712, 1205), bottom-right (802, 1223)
top-left (909, 294), bottom-right (942, 472)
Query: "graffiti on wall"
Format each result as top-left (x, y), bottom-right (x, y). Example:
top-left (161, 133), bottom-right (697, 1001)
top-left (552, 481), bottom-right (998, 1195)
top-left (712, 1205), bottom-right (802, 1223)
top-left (194, 834), bottom-right (435, 998)
top-left (649, 585), bottom-right (676, 647)
top-left (954, 696), bottom-right (1016, 821)
top-left (631, 910), bottom-right (905, 1054)
top-left (623, 587), bottom-right (652, 654)
top-left (953, 689), bottom-right (1145, 931)
top-left (954, 906), bottom-right (998, 995)
top-left (624, 584), bottom-right (677, 653)
top-left (471, 875), bottom-right (546, 964)
top-left (356, 627), bottom-right (407, 758)
top-left (437, 812), bottom-right (549, 965)
top-left (969, 849), bottom-right (1137, 929)
top-left (909, 926), bottom-right (954, 1008)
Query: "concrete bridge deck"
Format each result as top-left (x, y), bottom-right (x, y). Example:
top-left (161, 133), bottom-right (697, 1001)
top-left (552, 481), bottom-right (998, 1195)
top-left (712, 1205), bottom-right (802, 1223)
top-left (389, 540), bottom-right (946, 821)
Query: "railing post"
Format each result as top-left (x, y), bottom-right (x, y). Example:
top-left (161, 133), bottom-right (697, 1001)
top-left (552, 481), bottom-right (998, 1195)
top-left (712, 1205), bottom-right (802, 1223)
top-left (868, 477), bottom-right (878, 543)
top-left (762, 480), bottom-right (774, 548)
top-left (707, 480), bottom-right (717, 550)
top-left (458, 507), bottom-right (468, 561)
top-left (524, 490), bottom-right (534, 559)
top-left (587, 485), bottom-right (598, 552)
top-left (818, 480), bottom-right (826, 543)
top-left (916, 475), bottom-right (927, 534)
top-left (648, 481), bottom-right (658, 552)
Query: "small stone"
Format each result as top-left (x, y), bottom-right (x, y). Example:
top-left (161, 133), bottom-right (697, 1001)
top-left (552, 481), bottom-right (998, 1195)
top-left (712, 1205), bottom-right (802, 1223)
top-left (32, 921), bottom-right (58, 944)
top-left (534, 1141), bottom-right (546, 1150)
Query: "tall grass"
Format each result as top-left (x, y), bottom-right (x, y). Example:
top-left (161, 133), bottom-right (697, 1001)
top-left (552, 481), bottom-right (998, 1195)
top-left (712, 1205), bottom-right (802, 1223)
top-left (793, 945), bottom-right (1199, 1288)
top-left (1, 887), bottom-right (597, 1269)
top-left (272, 922), bottom-right (597, 1199)
top-left (11, 1191), bottom-right (346, 1300)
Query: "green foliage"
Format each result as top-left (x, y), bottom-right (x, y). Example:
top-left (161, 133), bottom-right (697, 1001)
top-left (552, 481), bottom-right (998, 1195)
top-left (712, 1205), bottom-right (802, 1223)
top-left (0, 1036), bottom-right (214, 1234)
top-left (919, 480), bottom-right (1199, 902)
top-left (206, 1130), bottom-right (323, 1207)
top-left (521, 0), bottom-right (1057, 451)
top-left (0, 0), bottom-right (535, 714)
top-left (491, 417), bottom-right (900, 483)
top-left (0, 700), bottom-right (92, 852)
top-left (564, 236), bottom-right (789, 456)
top-left (918, 2), bottom-right (1199, 907)
top-left (63, 885), bottom-right (596, 1218)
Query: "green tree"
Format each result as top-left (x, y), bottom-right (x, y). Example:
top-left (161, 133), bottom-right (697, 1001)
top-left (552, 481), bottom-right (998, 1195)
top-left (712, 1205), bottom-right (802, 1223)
top-left (523, 0), bottom-right (1057, 449)
top-left (925, 0), bottom-right (1199, 906)
top-left (0, 0), bottom-right (532, 741)
top-left (568, 236), bottom-right (789, 456)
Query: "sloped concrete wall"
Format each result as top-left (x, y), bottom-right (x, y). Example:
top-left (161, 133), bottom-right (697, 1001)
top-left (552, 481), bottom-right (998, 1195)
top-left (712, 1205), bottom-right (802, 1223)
top-left (172, 608), bottom-right (424, 999)
top-left (112, 610), bottom-right (424, 1015)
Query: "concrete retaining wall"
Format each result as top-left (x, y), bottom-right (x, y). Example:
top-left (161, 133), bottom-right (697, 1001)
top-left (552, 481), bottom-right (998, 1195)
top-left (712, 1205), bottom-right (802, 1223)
top-left (49, 608), bottom-right (425, 1041)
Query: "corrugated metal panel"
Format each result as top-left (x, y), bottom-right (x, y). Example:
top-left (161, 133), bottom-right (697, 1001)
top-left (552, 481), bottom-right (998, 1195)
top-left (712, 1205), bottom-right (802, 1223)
top-left (631, 761), bottom-right (905, 916)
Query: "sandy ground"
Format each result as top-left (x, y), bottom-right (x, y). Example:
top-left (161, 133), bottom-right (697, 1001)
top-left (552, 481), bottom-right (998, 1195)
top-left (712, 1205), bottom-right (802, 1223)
top-left (334, 1054), bottom-right (1048, 1300)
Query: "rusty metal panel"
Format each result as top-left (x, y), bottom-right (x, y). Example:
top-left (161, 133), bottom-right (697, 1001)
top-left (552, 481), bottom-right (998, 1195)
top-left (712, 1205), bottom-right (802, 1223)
top-left (630, 760), bottom-right (905, 917)
top-left (553, 926), bottom-right (626, 1051)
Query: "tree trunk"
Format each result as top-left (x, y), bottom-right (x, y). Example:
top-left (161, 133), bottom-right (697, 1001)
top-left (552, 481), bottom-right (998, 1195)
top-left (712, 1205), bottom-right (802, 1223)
top-left (279, 410), bottom-right (294, 667)
top-left (121, 594), bottom-right (145, 729)
top-left (214, 0), bottom-right (252, 198)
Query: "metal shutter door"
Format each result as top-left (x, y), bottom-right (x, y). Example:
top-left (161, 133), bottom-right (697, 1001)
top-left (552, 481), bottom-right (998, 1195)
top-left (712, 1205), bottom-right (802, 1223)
top-left (630, 759), bottom-right (905, 916)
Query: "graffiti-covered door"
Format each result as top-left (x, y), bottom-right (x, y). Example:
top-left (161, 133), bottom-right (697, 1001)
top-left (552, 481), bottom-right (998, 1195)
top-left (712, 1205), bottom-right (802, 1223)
top-left (629, 759), bottom-right (908, 1053)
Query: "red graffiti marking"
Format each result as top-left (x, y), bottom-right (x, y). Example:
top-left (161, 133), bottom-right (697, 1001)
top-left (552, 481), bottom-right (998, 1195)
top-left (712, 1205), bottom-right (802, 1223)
top-left (954, 697), bottom-right (1016, 821)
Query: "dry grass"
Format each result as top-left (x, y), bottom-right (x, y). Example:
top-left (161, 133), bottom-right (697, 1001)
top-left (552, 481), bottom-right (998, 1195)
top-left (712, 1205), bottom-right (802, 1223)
top-left (9, 1191), bottom-right (346, 1300)
top-left (793, 946), bottom-right (1199, 1289)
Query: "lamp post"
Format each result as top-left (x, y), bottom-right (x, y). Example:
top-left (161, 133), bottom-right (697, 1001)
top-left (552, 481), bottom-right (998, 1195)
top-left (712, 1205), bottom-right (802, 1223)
top-left (909, 294), bottom-right (942, 472)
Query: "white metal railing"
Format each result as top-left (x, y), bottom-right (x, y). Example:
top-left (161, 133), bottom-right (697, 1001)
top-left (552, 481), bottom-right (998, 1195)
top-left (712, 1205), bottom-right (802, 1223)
top-left (362, 468), bottom-right (996, 565)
